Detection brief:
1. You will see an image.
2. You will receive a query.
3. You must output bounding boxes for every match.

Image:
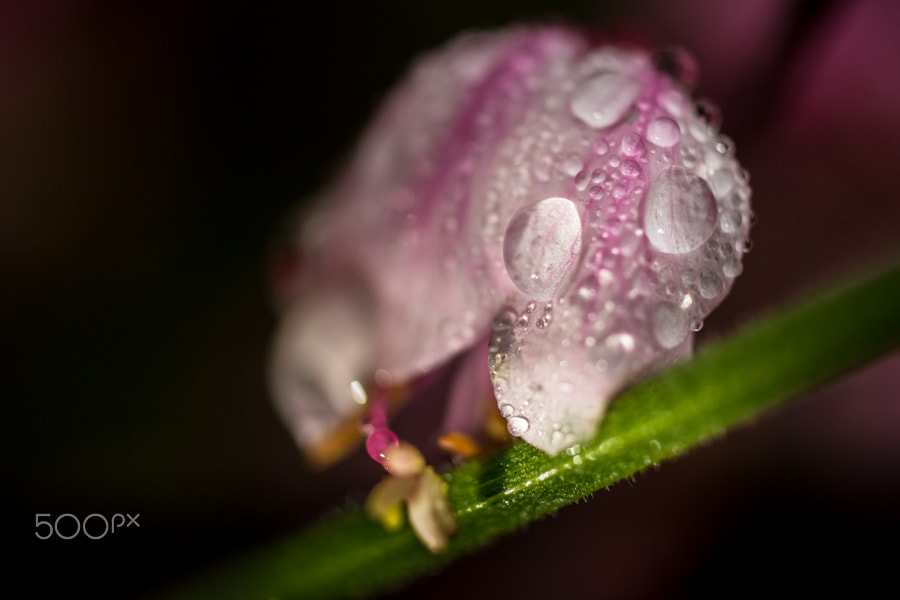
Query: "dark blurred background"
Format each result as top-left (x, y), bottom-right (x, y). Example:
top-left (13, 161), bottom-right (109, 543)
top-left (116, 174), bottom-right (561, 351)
top-left (5, 0), bottom-right (900, 598)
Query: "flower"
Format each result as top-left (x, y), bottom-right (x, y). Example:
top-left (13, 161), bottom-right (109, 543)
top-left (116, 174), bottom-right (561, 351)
top-left (270, 25), bottom-right (751, 461)
top-left (269, 26), bottom-right (753, 551)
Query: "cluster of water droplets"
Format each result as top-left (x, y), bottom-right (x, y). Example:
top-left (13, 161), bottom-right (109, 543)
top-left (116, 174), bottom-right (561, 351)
top-left (484, 42), bottom-right (752, 454)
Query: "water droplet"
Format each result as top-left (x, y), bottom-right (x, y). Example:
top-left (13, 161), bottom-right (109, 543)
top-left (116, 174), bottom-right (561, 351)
top-left (536, 305), bottom-right (553, 329)
top-left (651, 301), bottom-right (690, 349)
top-left (723, 257), bottom-right (743, 278)
top-left (571, 72), bottom-right (641, 129)
top-left (694, 100), bottom-right (721, 128)
top-left (658, 88), bottom-right (686, 117)
top-left (563, 153), bottom-right (584, 177)
top-left (719, 209), bottom-right (742, 233)
top-left (715, 136), bottom-right (734, 155)
top-left (574, 169), bottom-right (590, 191)
top-left (493, 377), bottom-right (508, 399)
top-left (620, 159), bottom-right (641, 179)
top-left (709, 169), bottom-right (734, 198)
top-left (698, 269), bottom-right (723, 299)
top-left (621, 132), bottom-right (645, 157)
top-left (594, 139), bottom-right (610, 155)
top-left (499, 403), bottom-right (514, 418)
top-left (507, 416), bottom-right (530, 437)
top-left (690, 319), bottom-right (704, 332)
top-left (647, 116), bottom-right (681, 147)
top-left (503, 197), bottom-right (584, 301)
top-left (644, 167), bottom-right (718, 254)
top-left (682, 151), bottom-right (697, 169)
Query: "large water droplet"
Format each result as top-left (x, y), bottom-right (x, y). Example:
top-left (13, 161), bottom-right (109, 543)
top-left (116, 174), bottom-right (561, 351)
top-left (644, 167), bottom-right (718, 254)
top-left (507, 416), bottom-right (530, 437)
top-left (647, 117), bottom-right (681, 147)
top-left (503, 197), bottom-right (583, 301)
top-left (651, 301), bottom-right (690, 349)
top-left (571, 72), bottom-right (641, 129)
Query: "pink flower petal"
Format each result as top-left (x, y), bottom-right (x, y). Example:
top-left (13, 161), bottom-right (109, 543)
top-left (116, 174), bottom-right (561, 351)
top-left (272, 26), bottom-right (752, 456)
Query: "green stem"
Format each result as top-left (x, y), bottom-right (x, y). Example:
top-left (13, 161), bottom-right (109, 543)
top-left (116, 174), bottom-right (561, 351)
top-left (162, 261), bottom-right (900, 600)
